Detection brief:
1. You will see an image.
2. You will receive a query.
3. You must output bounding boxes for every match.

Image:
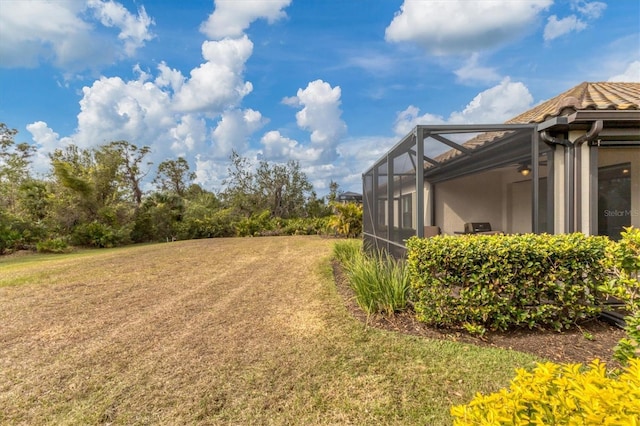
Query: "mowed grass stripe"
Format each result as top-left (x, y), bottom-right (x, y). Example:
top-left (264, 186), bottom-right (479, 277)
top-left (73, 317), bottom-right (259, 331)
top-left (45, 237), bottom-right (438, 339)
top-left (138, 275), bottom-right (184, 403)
top-left (0, 236), bottom-right (538, 425)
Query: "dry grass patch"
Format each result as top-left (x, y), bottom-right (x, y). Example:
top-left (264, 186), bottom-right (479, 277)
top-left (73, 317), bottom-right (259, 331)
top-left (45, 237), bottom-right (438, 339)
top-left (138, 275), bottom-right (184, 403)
top-left (0, 236), bottom-right (538, 425)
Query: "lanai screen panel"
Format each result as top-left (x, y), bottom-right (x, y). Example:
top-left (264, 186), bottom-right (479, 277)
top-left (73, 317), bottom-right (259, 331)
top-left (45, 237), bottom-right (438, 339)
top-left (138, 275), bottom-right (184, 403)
top-left (390, 145), bottom-right (418, 246)
top-left (363, 171), bottom-right (374, 237)
top-left (363, 124), bottom-right (539, 256)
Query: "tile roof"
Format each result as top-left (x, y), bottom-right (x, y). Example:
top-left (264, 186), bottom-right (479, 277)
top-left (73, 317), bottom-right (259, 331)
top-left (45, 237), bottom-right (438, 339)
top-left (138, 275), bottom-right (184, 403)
top-left (429, 82), bottom-right (640, 165)
top-left (506, 82), bottom-right (640, 124)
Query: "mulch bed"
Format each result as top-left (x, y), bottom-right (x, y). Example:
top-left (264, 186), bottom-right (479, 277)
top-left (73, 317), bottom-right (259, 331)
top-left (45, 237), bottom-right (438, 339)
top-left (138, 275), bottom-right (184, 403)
top-left (332, 262), bottom-right (626, 366)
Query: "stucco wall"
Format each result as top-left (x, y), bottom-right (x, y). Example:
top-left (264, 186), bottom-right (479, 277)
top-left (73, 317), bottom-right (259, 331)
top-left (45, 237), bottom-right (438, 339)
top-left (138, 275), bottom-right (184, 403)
top-left (435, 171), bottom-right (505, 235)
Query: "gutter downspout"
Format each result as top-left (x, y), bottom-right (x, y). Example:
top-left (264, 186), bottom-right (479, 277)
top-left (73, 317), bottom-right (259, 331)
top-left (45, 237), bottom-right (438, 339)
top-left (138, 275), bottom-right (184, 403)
top-left (540, 120), bottom-right (602, 233)
top-left (573, 120), bottom-right (603, 233)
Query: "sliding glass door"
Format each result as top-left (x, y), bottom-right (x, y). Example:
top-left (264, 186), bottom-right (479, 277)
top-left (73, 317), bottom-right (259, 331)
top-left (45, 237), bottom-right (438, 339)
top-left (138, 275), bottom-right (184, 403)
top-left (598, 162), bottom-right (631, 240)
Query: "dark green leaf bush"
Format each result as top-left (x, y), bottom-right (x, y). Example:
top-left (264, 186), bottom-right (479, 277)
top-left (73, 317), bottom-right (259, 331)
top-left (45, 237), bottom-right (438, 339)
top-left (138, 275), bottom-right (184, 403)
top-left (235, 210), bottom-right (273, 237)
top-left (71, 221), bottom-right (130, 248)
top-left (275, 217), bottom-right (330, 236)
top-left (0, 210), bottom-right (46, 253)
top-left (601, 227), bottom-right (640, 364)
top-left (36, 237), bottom-right (69, 253)
top-left (406, 233), bottom-right (610, 332)
top-left (177, 208), bottom-right (236, 239)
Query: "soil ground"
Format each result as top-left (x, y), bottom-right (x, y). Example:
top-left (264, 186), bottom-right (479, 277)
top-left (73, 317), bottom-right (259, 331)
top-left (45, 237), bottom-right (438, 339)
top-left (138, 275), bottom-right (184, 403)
top-left (333, 262), bottom-right (626, 366)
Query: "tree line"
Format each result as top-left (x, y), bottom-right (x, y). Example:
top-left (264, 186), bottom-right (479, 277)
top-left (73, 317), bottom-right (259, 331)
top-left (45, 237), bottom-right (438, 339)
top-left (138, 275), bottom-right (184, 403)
top-left (1, 123), bottom-right (361, 254)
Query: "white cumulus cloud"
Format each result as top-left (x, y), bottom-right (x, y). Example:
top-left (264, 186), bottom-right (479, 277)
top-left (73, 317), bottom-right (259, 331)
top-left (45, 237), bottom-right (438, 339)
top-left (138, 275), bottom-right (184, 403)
top-left (544, 0), bottom-right (606, 41)
top-left (286, 80), bottom-right (347, 162)
top-left (261, 80), bottom-right (347, 165)
top-left (211, 109), bottom-right (268, 158)
top-left (200, 0), bottom-right (292, 39)
top-left (0, 0), bottom-right (154, 70)
top-left (608, 61), bottom-right (640, 82)
top-left (449, 78), bottom-right (534, 124)
top-left (74, 75), bottom-right (173, 149)
top-left (572, 0), bottom-right (606, 19)
top-left (155, 62), bottom-right (185, 92)
top-left (87, 0), bottom-right (155, 56)
top-left (385, 0), bottom-right (552, 55)
top-left (454, 53), bottom-right (502, 84)
top-left (394, 78), bottom-right (534, 136)
top-left (173, 36), bottom-right (254, 114)
top-left (169, 115), bottom-right (208, 156)
top-left (543, 15), bottom-right (587, 41)
top-left (26, 121), bottom-right (73, 175)
top-left (18, 0), bottom-right (301, 191)
top-left (260, 130), bottom-right (323, 162)
top-left (394, 106), bottom-right (445, 136)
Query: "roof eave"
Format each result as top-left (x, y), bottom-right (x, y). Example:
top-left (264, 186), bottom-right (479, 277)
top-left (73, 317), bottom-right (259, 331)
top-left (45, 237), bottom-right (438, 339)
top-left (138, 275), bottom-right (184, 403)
top-left (537, 110), bottom-right (640, 133)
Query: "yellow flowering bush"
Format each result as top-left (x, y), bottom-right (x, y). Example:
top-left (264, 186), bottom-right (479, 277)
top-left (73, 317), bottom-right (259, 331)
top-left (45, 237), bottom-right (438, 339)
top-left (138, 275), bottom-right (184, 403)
top-left (451, 358), bottom-right (640, 425)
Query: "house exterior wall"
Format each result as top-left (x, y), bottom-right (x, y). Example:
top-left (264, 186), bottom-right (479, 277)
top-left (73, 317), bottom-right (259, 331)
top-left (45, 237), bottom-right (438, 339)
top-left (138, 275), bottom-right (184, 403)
top-left (435, 171), bottom-right (504, 235)
top-left (432, 166), bottom-right (549, 235)
top-left (507, 180), bottom-right (533, 233)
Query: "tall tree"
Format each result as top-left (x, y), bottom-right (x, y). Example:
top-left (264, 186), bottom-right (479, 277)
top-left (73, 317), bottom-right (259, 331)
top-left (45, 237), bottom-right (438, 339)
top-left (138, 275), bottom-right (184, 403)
top-left (255, 160), bottom-right (312, 219)
top-left (221, 150), bottom-right (260, 217)
top-left (221, 151), bottom-right (314, 219)
top-left (49, 144), bottom-right (133, 230)
top-left (328, 180), bottom-right (340, 204)
top-left (0, 123), bottom-right (35, 212)
top-left (153, 157), bottom-right (195, 197)
top-left (0, 124), bottom-right (40, 253)
top-left (103, 141), bottom-right (151, 206)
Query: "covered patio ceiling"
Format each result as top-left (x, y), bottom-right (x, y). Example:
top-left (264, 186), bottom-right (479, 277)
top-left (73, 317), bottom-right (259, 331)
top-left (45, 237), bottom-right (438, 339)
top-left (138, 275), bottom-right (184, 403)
top-left (366, 123), bottom-right (540, 185)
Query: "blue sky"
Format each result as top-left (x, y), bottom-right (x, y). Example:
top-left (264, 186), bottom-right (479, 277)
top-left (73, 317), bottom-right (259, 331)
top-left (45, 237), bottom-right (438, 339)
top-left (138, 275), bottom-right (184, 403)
top-left (1, 0), bottom-right (639, 194)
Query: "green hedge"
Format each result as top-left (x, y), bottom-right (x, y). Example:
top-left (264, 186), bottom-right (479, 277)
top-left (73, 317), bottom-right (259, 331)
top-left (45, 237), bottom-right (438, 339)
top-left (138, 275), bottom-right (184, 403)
top-left (601, 227), bottom-right (640, 364)
top-left (406, 233), bottom-right (611, 332)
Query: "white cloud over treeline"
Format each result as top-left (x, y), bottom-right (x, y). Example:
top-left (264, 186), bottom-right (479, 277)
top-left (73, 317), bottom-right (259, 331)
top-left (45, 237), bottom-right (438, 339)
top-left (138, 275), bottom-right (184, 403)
top-left (10, 0), bottom-right (637, 194)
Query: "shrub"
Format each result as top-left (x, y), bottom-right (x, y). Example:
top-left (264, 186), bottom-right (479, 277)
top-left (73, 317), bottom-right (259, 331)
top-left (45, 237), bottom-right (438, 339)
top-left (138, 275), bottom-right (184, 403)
top-left (276, 217), bottom-right (330, 236)
top-left (0, 211), bottom-right (47, 253)
top-left (333, 240), bottom-right (362, 265)
top-left (36, 238), bottom-right (69, 253)
top-left (71, 221), bottom-right (129, 248)
top-left (601, 227), bottom-right (640, 365)
top-left (451, 358), bottom-right (640, 425)
top-left (406, 233), bottom-right (610, 332)
top-left (338, 246), bottom-right (411, 316)
top-left (178, 208), bottom-right (236, 239)
top-left (0, 216), bottom-right (21, 254)
top-left (235, 210), bottom-right (273, 237)
top-left (328, 202), bottom-right (362, 238)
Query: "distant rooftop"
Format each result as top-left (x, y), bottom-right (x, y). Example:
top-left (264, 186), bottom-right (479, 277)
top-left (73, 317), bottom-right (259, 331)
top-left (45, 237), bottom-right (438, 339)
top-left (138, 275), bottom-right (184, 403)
top-left (337, 191), bottom-right (362, 202)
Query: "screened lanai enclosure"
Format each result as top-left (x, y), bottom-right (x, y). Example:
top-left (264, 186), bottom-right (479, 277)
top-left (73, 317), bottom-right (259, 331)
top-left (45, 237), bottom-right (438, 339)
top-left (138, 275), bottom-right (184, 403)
top-left (363, 83), bottom-right (640, 257)
top-left (362, 124), bottom-right (552, 256)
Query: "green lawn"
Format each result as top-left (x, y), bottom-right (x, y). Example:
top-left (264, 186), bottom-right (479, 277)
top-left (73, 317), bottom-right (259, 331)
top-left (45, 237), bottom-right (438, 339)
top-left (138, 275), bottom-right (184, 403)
top-left (0, 236), bottom-right (539, 425)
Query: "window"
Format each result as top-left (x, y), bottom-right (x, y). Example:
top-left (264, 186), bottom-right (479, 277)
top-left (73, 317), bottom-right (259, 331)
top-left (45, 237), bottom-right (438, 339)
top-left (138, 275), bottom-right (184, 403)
top-left (598, 163), bottom-right (631, 240)
top-left (377, 199), bottom-right (387, 229)
top-left (401, 194), bottom-right (412, 229)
